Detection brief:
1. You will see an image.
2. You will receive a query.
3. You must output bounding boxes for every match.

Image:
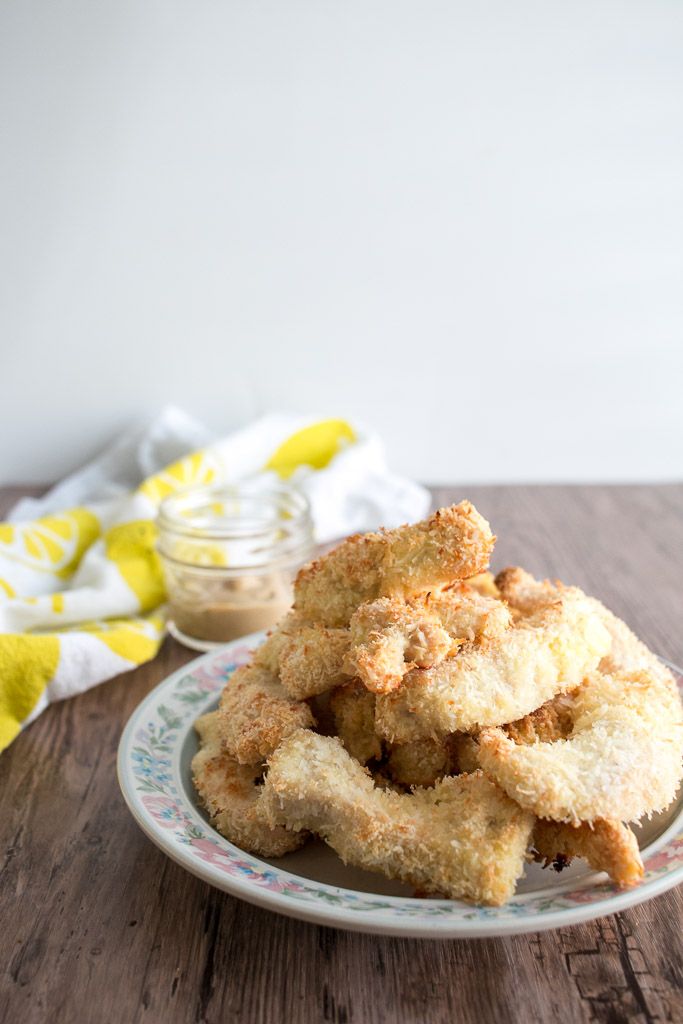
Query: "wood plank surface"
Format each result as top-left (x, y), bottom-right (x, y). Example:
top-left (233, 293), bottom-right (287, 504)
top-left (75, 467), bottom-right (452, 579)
top-left (1, 483), bottom-right (682, 1024)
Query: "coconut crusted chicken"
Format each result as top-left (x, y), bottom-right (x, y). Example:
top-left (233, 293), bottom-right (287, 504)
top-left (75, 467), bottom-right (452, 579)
top-left (192, 503), bottom-right (683, 906)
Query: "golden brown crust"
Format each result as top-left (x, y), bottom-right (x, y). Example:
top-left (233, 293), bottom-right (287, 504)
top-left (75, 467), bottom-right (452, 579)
top-left (294, 502), bottom-right (495, 627)
top-left (449, 690), bottom-right (576, 774)
top-left (479, 669), bottom-right (683, 823)
top-left (253, 613), bottom-right (352, 699)
top-left (375, 583), bottom-right (610, 741)
top-left (387, 736), bottom-right (454, 788)
top-left (217, 664), bottom-right (315, 765)
top-left (345, 596), bottom-right (456, 694)
top-left (494, 566), bottom-right (556, 613)
top-left (252, 611), bottom-right (304, 674)
top-left (504, 691), bottom-right (576, 745)
top-left (279, 624), bottom-right (351, 699)
top-left (329, 680), bottom-right (381, 764)
top-left (192, 712), bottom-right (305, 857)
top-left (345, 585), bottom-right (510, 695)
top-left (532, 819), bottom-right (644, 888)
top-left (192, 532), bottom-right (681, 908)
top-left (258, 730), bottom-right (534, 906)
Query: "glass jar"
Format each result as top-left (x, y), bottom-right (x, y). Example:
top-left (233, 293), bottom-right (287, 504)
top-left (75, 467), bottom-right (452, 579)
top-left (157, 481), bottom-right (314, 651)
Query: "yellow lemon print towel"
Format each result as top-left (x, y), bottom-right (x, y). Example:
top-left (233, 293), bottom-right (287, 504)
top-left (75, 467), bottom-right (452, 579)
top-left (0, 409), bottom-right (428, 752)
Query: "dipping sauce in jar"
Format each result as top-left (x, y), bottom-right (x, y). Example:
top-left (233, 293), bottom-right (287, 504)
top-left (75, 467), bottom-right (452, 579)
top-left (157, 481), bottom-right (314, 651)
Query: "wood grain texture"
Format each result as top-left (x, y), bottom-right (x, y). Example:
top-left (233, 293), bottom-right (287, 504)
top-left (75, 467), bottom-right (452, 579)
top-left (1, 483), bottom-right (682, 1024)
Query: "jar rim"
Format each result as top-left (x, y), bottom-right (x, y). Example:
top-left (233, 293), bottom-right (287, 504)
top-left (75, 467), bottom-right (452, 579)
top-left (159, 480), bottom-right (311, 534)
top-left (157, 480), bottom-right (314, 571)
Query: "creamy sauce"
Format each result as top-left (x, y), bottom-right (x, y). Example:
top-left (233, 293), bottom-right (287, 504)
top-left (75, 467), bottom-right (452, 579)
top-left (168, 573), bottom-right (292, 643)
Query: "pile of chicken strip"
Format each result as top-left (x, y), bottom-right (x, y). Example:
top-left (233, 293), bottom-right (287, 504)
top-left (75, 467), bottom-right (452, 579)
top-left (192, 502), bottom-right (683, 906)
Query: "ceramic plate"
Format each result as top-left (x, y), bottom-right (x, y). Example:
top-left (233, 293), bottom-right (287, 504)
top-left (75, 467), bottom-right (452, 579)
top-left (117, 632), bottom-right (683, 938)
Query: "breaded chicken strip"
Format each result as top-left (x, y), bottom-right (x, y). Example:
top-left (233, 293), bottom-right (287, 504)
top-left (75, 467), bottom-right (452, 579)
top-left (375, 583), bottom-right (610, 742)
top-left (254, 613), bottom-right (351, 699)
top-left (192, 712), bottom-right (305, 856)
top-left (434, 583), bottom-right (512, 642)
top-left (346, 585), bottom-right (511, 694)
top-left (330, 680), bottom-right (381, 764)
top-left (495, 566), bottom-right (555, 614)
top-left (444, 724), bottom-right (643, 887)
top-left (293, 502), bottom-right (495, 627)
top-left (252, 611), bottom-right (303, 674)
top-left (258, 730), bottom-right (534, 905)
top-left (497, 566), bottom-right (676, 691)
top-left (278, 625), bottom-right (351, 699)
top-left (387, 736), bottom-right (455, 789)
top-left (532, 819), bottom-right (643, 888)
top-left (346, 597), bottom-right (456, 694)
top-left (217, 663), bottom-right (314, 765)
top-left (328, 686), bottom-right (461, 788)
top-left (449, 690), bottom-right (576, 773)
top-left (499, 686), bottom-right (644, 886)
top-left (331, 684), bottom-right (458, 786)
top-left (478, 668), bottom-right (683, 823)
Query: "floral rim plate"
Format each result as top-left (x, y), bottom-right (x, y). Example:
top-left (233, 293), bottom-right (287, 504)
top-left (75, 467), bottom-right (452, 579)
top-left (117, 632), bottom-right (683, 939)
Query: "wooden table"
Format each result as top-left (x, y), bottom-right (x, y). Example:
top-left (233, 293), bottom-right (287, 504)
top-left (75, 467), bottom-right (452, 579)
top-left (2, 483), bottom-right (682, 1024)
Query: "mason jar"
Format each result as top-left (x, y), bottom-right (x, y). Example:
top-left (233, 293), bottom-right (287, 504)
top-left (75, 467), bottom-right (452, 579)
top-left (157, 480), bottom-right (314, 651)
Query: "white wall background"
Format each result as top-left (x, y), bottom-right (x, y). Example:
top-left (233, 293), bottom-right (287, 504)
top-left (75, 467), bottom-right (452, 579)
top-left (1, 1), bottom-right (682, 485)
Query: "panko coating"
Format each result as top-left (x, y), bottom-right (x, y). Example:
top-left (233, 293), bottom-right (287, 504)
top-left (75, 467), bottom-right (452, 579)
top-left (329, 680), bottom-right (381, 764)
top-left (375, 583), bottom-right (610, 742)
top-left (217, 663), bottom-right (314, 765)
top-left (346, 585), bottom-right (511, 694)
top-left (387, 736), bottom-right (455, 789)
top-left (293, 502), bottom-right (495, 627)
top-left (192, 712), bottom-right (305, 857)
top-left (257, 729), bottom-right (534, 906)
top-left (532, 818), bottom-right (643, 888)
top-left (190, 506), bottom-right (683, 907)
top-left (478, 669), bottom-right (683, 823)
top-left (254, 613), bottom-right (351, 699)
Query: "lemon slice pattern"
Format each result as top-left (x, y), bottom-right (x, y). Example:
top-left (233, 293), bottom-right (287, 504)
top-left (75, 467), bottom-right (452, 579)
top-left (265, 419), bottom-right (356, 478)
top-left (0, 509), bottom-right (100, 578)
top-left (139, 451), bottom-right (219, 504)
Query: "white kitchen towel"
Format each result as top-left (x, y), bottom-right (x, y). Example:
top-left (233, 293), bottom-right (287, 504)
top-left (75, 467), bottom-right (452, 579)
top-left (0, 409), bottom-right (429, 750)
